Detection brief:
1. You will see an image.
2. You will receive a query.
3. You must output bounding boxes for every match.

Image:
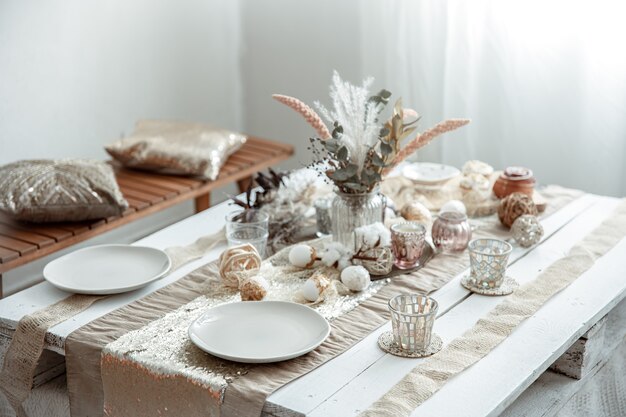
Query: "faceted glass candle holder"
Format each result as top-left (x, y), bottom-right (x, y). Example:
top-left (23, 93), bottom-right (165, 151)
top-left (467, 238), bottom-right (513, 289)
top-left (225, 209), bottom-right (269, 258)
top-left (391, 222), bottom-right (426, 269)
top-left (388, 294), bottom-right (438, 352)
top-left (431, 211), bottom-right (471, 252)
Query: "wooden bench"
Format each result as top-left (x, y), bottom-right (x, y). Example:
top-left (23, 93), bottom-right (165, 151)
top-left (0, 136), bottom-right (293, 297)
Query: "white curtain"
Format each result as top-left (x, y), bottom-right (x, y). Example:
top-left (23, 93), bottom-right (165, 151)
top-left (360, 0), bottom-right (626, 196)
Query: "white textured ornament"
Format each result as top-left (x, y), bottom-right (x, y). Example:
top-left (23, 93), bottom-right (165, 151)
top-left (460, 173), bottom-right (490, 191)
top-left (511, 214), bottom-right (544, 247)
top-left (462, 160), bottom-right (494, 177)
top-left (340, 265), bottom-right (371, 292)
top-left (288, 244), bottom-right (317, 268)
top-left (240, 276), bottom-right (269, 301)
top-left (302, 271), bottom-right (331, 302)
top-left (440, 199), bottom-right (467, 215)
top-left (400, 201), bottom-right (432, 224)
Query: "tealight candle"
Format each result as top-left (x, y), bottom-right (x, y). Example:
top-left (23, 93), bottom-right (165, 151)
top-left (388, 294), bottom-right (438, 352)
top-left (467, 238), bottom-right (513, 289)
top-left (391, 222), bottom-right (426, 269)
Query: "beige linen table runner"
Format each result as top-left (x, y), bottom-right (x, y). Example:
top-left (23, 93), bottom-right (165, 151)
top-left (362, 198), bottom-right (626, 416)
top-left (64, 185), bottom-right (580, 417)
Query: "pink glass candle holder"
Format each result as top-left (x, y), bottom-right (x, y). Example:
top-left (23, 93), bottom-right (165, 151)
top-left (432, 211), bottom-right (471, 252)
top-left (391, 222), bottom-right (426, 269)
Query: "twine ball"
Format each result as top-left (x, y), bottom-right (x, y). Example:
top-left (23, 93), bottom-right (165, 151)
top-left (218, 244), bottom-right (262, 288)
top-left (511, 215), bottom-right (544, 247)
top-left (240, 276), bottom-right (269, 301)
top-left (400, 201), bottom-right (432, 224)
top-left (355, 247), bottom-right (394, 276)
top-left (498, 193), bottom-right (538, 228)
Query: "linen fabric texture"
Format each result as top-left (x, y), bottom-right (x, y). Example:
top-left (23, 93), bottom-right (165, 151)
top-left (105, 120), bottom-right (247, 180)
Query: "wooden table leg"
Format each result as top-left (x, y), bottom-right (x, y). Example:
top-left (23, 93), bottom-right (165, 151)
top-left (194, 193), bottom-right (211, 213)
top-left (237, 176), bottom-right (253, 193)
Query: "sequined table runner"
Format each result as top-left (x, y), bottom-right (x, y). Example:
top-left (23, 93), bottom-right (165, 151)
top-left (66, 185), bottom-right (580, 417)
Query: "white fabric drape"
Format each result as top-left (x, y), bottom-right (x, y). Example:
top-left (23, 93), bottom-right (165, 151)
top-left (360, 0), bottom-right (626, 196)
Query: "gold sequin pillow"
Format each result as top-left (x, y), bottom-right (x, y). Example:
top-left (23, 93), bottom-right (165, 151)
top-left (0, 159), bottom-right (129, 223)
top-left (105, 120), bottom-right (247, 180)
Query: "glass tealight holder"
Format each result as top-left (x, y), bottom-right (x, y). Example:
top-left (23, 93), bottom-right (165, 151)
top-left (388, 294), bottom-right (438, 352)
top-left (314, 198), bottom-right (332, 237)
top-left (391, 222), bottom-right (426, 269)
top-left (467, 238), bottom-right (513, 289)
top-left (431, 211), bottom-right (471, 252)
top-left (225, 209), bottom-right (269, 258)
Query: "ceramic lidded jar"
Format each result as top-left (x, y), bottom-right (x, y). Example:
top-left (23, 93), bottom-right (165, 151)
top-left (492, 166), bottom-right (536, 199)
top-left (431, 211), bottom-right (472, 252)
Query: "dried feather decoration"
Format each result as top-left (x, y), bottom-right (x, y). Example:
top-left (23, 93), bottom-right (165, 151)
top-left (273, 71), bottom-right (471, 194)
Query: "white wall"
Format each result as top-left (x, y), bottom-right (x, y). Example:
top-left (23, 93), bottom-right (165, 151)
top-left (240, 0), bottom-right (363, 170)
top-left (0, 0), bottom-right (244, 294)
top-left (0, 0), bottom-right (242, 164)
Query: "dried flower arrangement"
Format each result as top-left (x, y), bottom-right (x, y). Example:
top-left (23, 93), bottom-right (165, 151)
top-left (229, 168), bottom-right (331, 253)
top-left (273, 71), bottom-right (470, 194)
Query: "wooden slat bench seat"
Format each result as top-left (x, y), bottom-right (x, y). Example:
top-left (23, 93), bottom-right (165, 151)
top-left (0, 136), bottom-right (293, 297)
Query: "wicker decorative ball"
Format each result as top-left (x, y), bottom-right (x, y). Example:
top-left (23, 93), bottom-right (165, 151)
top-left (218, 244), bottom-right (262, 288)
top-left (511, 215), bottom-right (544, 247)
top-left (354, 247), bottom-right (394, 276)
top-left (498, 192), bottom-right (538, 228)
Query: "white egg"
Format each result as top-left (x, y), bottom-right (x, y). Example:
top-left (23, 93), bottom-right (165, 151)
top-left (302, 272), bottom-right (330, 302)
top-left (289, 244), bottom-right (317, 268)
top-left (240, 276), bottom-right (268, 301)
top-left (340, 265), bottom-right (371, 292)
top-left (440, 200), bottom-right (467, 215)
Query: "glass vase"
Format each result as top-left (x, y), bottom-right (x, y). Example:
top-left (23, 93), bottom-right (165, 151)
top-left (331, 190), bottom-right (385, 250)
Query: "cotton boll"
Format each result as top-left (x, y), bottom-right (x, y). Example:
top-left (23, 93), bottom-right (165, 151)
top-left (440, 200), bottom-right (466, 215)
top-left (355, 222), bottom-right (391, 251)
top-left (302, 272), bottom-right (330, 302)
top-left (321, 242), bottom-right (353, 267)
top-left (373, 223), bottom-right (391, 247)
top-left (340, 265), bottom-right (371, 292)
top-left (288, 244), bottom-right (317, 268)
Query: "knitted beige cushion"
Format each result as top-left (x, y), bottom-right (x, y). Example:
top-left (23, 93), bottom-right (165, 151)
top-left (0, 159), bottom-right (128, 223)
top-left (105, 120), bottom-right (247, 180)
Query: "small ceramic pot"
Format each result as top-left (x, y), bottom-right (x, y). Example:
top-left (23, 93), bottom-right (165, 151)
top-left (492, 167), bottom-right (536, 198)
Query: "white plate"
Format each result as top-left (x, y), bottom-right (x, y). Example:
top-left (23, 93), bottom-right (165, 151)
top-left (189, 301), bottom-right (331, 363)
top-left (402, 162), bottom-right (460, 185)
top-left (43, 244), bottom-right (171, 295)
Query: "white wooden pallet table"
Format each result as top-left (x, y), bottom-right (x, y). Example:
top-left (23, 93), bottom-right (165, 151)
top-left (0, 193), bottom-right (624, 417)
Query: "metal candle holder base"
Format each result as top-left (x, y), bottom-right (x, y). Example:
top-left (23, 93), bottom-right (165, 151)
top-left (377, 331), bottom-right (443, 358)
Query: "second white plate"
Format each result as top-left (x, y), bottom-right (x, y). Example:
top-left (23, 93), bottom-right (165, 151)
top-left (402, 162), bottom-right (460, 185)
top-left (189, 301), bottom-right (330, 363)
top-left (43, 244), bottom-right (171, 295)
